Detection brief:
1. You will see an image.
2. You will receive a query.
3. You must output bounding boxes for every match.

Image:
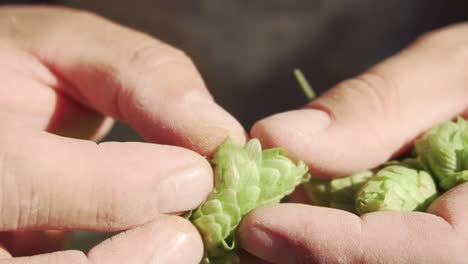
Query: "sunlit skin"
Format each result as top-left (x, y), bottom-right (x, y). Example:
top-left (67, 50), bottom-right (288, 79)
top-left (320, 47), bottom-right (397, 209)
top-left (1, 4), bottom-right (468, 264)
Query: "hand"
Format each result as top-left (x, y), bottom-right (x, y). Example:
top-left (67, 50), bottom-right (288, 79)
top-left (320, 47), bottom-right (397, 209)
top-left (0, 5), bottom-right (245, 263)
top-left (239, 23), bottom-right (468, 263)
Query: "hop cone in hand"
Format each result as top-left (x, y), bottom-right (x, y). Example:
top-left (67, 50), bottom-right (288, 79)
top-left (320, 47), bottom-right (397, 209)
top-left (415, 117), bottom-right (468, 190)
top-left (189, 138), bottom-right (310, 263)
top-left (303, 171), bottom-right (373, 213)
top-left (355, 165), bottom-right (438, 214)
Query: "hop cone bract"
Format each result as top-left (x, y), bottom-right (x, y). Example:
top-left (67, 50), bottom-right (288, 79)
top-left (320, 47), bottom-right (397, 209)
top-left (415, 117), bottom-right (468, 190)
top-left (303, 171), bottom-right (373, 213)
top-left (355, 165), bottom-right (438, 214)
top-left (189, 138), bottom-right (310, 263)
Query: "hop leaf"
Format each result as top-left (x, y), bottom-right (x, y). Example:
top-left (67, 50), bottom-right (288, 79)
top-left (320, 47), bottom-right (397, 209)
top-left (355, 165), bottom-right (438, 215)
top-left (414, 117), bottom-right (468, 190)
top-left (189, 138), bottom-right (310, 263)
top-left (303, 171), bottom-right (374, 213)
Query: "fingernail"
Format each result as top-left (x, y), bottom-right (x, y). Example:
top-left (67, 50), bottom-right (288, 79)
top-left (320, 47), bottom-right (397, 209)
top-left (184, 92), bottom-right (246, 153)
top-left (262, 109), bottom-right (330, 137)
top-left (157, 158), bottom-right (213, 213)
top-left (252, 109), bottom-right (330, 152)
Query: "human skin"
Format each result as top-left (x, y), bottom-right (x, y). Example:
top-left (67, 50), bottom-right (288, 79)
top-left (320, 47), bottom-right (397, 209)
top-left (0, 5), bottom-right (246, 263)
top-left (239, 22), bottom-right (468, 263)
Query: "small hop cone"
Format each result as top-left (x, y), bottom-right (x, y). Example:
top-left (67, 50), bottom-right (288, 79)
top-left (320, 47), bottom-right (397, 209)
top-left (189, 138), bottom-right (310, 263)
top-left (303, 171), bottom-right (374, 213)
top-left (355, 165), bottom-right (438, 215)
top-left (257, 148), bottom-right (309, 207)
top-left (415, 117), bottom-right (468, 190)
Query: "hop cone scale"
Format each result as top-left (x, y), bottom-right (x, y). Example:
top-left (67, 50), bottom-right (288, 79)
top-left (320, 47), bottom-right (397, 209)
top-left (355, 165), bottom-right (438, 214)
top-left (415, 117), bottom-right (468, 190)
top-left (303, 171), bottom-right (373, 213)
top-left (189, 138), bottom-right (310, 263)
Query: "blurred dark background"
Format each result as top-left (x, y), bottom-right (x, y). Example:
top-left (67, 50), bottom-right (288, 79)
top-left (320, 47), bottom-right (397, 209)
top-left (2, 0), bottom-right (467, 139)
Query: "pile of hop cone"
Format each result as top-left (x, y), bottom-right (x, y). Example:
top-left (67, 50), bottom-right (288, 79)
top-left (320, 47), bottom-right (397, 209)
top-left (304, 117), bottom-right (468, 215)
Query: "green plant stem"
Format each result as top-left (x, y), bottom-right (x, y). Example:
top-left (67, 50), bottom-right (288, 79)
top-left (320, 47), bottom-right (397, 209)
top-left (294, 68), bottom-right (316, 100)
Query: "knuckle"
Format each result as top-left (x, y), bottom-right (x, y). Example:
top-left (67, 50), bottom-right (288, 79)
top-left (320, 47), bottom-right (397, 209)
top-left (93, 179), bottom-right (132, 230)
top-left (333, 71), bottom-right (401, 122)
top-left (128, 41), bottom-right (193, 71)
top-left (0, 150), bottom-right (19, 230)
top-left (94, 197), bottom-right (135, 231)
top-left (94, 193), bottom-right (153, 231)
top-left (323, 71), bottom-right (402, 151)
top-left (117, 41), bottom-right (200, 117)
top-left (91, 147), bottom-right (158, 230)
top-left (0, 149), bottom-right (43, 230)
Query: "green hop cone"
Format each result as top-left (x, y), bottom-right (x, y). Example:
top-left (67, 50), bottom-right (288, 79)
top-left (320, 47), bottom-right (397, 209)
top-left (355, 165), bottom-right (438, 215)
top-left (303, 171), bottom-right (374, 213)
top-left (415, 117), bottom-right (468, 190)
top-left (189, 137), bottom-right (310, 263)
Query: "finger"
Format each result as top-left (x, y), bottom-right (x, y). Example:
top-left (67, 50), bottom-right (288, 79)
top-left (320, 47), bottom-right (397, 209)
top-left (251, 23), bottom-right (468, 177)
top-left (239, 204), bottom-right (467, 264)
top-left (0, 124), bottom-right (212, 231)
top-left (428, 182), bottom-right (468, 239)
top-left (87, 216), bottom-right (203, 264)
top-left (0, 43), bottom-right (112, 141)
top-left (0, 216), bottom-right (203, 264)
top-left (0, 6), bottom-right (246, 155)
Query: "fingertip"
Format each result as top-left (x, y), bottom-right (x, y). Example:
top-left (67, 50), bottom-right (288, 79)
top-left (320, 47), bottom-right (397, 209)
top-left (185, 99), bottom-right (247, 155)
top-left (251, 109), bottom-right (349, 177)
top-left (242, 203), bottom-right (468, 263)
top-left (156, 146), bottom-right (214, 214)
top-left (251, 106), bottom-right (398, 178)
top-left (252, 109), bottom-right (329, 149)
top-left (239, 204), bottom-right (360, 264)
top-left (127, 88), bottom-right (247, 156)
top-left (88, 215), bottom-right (204, 264)
top-left (251, 109), bottom-right (329, 145)
top-left (238, 204), bottom-right (301, 263)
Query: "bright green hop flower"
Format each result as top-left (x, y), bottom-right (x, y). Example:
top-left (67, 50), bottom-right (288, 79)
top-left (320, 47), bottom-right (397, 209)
top-left (355, 165), bottom-right (438, 215)
top-left (189, 137), bottom-right (310, 264)
top-left (302, 158), bottom-right (426, 214)
top-left (415, 117), bottom-right (468, 190)
top-left (303, 171), bottom-right (373, 214)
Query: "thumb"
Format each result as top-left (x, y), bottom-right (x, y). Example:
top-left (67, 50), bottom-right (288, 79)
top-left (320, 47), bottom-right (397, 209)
top-left (252, 23), bottom-right (468, 177)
